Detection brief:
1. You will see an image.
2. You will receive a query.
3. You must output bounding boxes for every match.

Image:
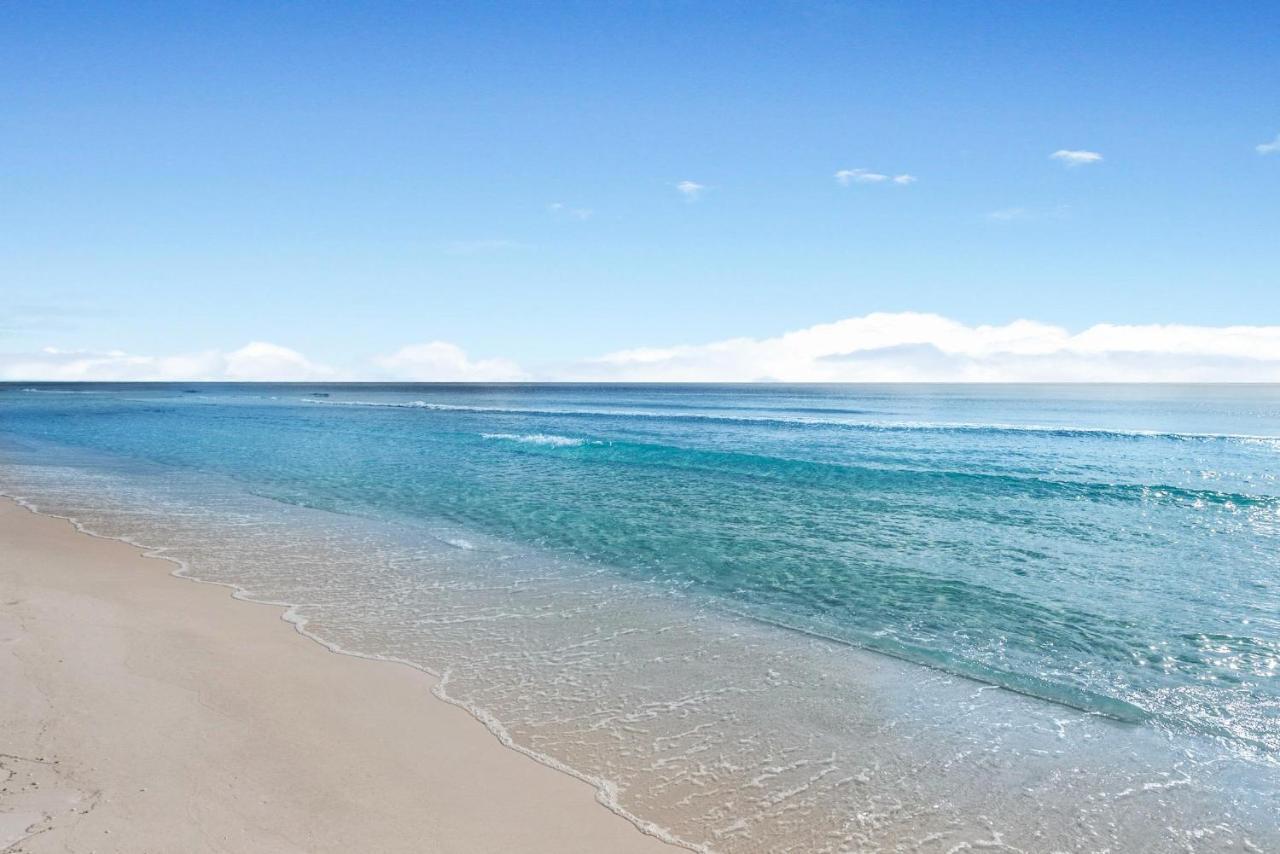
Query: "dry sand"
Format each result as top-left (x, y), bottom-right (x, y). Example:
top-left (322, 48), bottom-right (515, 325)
top-left (0, 497), bottom-right (675, 853)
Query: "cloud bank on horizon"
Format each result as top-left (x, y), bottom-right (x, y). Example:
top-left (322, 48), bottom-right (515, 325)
top-left (0, 342), bottom-right (337, 383)
top-left (5, 313), bottom-right (1279, 383)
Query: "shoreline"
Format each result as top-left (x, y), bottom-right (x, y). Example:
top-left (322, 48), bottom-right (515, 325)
top-left (0, 496), bottom-right (677, 852)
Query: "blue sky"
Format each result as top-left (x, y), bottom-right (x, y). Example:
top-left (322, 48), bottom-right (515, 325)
top-left (3, 2), bottom-right (1279, 381)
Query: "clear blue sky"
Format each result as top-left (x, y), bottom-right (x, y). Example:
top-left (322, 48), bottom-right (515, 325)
top-left (2, 1), bottom-right (1278, 380)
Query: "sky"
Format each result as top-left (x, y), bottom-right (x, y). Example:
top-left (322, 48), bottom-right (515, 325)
top-left (2, 1), bottom-right (1279, 381)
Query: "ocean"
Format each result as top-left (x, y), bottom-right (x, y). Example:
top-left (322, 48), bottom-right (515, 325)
top-left (1, 382), bottom-right (1276, 852)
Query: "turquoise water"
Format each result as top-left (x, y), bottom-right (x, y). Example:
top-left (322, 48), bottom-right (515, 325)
top-left (2, 383), bottom-right (1277, 851)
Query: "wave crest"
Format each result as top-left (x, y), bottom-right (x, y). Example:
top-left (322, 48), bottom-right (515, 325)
top-left (480, 432), bottom-right (590, 448)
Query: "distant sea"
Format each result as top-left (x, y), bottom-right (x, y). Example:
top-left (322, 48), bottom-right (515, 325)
top-left (2, 383), bottom-right (1277, 852)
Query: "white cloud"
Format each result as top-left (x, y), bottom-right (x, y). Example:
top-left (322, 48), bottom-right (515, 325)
top-left (676, 180), bottom-right (707, 201)
top-left (1050, 149), bottom-right (1103, 166)
top-left (1256, 133), bottom-right (1280, 155)
top-left (223, 342), bottom-right (333, 380)
top-left (836, 169), bottom-right (884, 184)
top-left (373, 341), bottom-right (526, 381)
top-left (548, 202), bottom-right (593, 220)
top-left (562, 312), bottom-right (1280, 382)
top-left (835, 168), bottom-right (916, 186)
top-left (0, 342), bottom-right (334, 382)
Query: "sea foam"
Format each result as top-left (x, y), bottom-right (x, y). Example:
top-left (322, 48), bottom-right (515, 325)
top-left (480, 432), bottom-right (590, 447)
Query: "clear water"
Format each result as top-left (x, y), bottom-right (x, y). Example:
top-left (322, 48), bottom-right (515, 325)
top-left (1, 383), bottom-right (1277, 852)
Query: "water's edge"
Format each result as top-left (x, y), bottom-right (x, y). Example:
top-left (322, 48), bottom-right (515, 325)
top-left (0, 489), bottom-right (705, 854)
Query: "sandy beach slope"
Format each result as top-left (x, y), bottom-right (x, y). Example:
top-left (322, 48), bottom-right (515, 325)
top-left (0, 498), bottom-right (674, 853)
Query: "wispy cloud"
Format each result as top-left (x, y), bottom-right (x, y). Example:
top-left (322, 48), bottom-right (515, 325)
top-left (1, 300), bottom-right (115, 338)
top-left (987, 207), bottom-right (1031, 222)
top-left (986, 205), bottom-right (1069, 222)
top-left (676, 180), bottom-right (707, 201)
top-left (1050, 149), bottom-right (1103, 166)
top-left (442, 239), bottom-right (532, 255)
top-left (835, 168), bottom-right (916, 186)
top-left (547, 202), bottom-right (594, 220)
top-left (1256, 133), bottom-right (1280, 155)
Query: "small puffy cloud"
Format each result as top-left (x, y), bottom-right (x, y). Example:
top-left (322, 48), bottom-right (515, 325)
top-left (0, 342), bottom-right (333, 381)
top-left (835, 169), bottom-right (916, 186)
top-left (548, 202), bottom-right (593, 220)
top-left (836, 169), bottom-right (883, 185)
top-left (1050, 149), bottom-right (1103, 166)
top-left (563, 312), bottom-right (1280, 382)
top-left (373, 341), bottom-right (526, 381)
top-left (1256, 133), bottom-right (1280, 155)
top-left (676, 180), bottom-right (707, 201)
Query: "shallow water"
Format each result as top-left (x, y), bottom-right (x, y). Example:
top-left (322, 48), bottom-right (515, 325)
top-left (2, 383), bottom-right (1277, 851)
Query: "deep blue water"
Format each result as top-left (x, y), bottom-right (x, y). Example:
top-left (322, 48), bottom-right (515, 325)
top-left (2, 383), bottom-right (1277, 851)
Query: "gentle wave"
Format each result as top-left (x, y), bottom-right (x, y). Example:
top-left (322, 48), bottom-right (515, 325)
top-left (480, 432), bottom-right (591, 448)
top-left (481, 432), bottom-right (1279, 509)
top-left (299, 397), bottom-right (1280, 445)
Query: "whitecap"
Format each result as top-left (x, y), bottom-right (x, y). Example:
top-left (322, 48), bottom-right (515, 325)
top-left (480, 432), bottom-right (588, 448)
